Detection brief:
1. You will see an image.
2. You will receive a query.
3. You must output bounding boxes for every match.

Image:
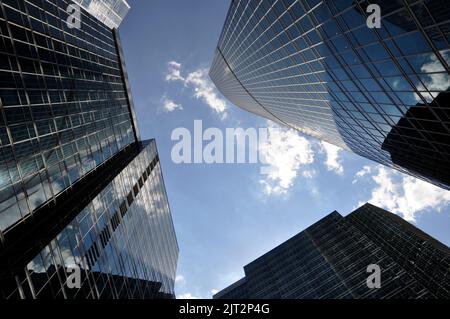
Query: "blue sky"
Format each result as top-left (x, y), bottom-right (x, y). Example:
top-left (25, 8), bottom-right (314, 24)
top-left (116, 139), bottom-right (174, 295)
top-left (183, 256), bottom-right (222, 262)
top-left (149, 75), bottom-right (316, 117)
top-left (119, 0), bottom-right (450, 299)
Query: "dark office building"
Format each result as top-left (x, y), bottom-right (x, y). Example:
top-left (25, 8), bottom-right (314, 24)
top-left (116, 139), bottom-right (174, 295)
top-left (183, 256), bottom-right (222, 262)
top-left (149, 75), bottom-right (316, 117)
top-left (210, 0), bottom-right (450, 190)
top-left (0, 0), bottom-right (178, 299)
top-left (214, 203), bottom-right (450, 299)
top-left (382, 89), bottom-right (450, 186)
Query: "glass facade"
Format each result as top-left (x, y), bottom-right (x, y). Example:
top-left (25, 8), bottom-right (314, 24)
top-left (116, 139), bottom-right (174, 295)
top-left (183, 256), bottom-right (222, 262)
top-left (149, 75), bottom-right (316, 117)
top-left (210, 0), bottom-right (450, 190)
top-left (0, 0), bottom-right (179, 299)
top-left (0, 140), bottom-right (179, 299)
top-left (0, 0), bottom-right (137, 232)
top-left (72, 0), bottom-right (130, 29)
top-left (214, 203), bottom-right (450, 299)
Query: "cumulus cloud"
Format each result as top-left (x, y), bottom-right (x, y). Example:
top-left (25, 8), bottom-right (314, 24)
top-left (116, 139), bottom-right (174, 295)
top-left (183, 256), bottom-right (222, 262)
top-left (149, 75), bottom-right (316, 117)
top-left (165, 61), bottom-right (185, 82)
top-left (356, 165), bottom-right (372, 177)
top-left (211, 289), bottom-right (219, 295)
top-left (358, 165), bottom-right (450, 221)
top-left (177, 292), bottom-right (200, 299)
top-left (414, 54), bottom-right (450, 102)
top-left (186, 69), bottom-right (228, 116)
top-left (302, 169), bottom-right (317, 179)
top-left (161, 95), bottom-right (183, 112)
top-left (353, 165), bottom-right (372, 183)
top-left (320, 141), bottom-right (344, 175)
top-left (175, 275), bottom-right (185, 283)
top-left (421, 54), bottom-right (450, 91)
top-left (259, 122), bottom-right (315, 195)
top-left (165, 61), bottom-right (228, 119)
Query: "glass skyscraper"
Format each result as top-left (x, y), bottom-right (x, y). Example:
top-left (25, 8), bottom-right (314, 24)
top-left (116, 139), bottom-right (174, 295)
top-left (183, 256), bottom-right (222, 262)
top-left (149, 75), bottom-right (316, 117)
top-left (210, 0), bottom-right (450, 190)
top-left (0, 0), bottom-right (138, 232)
top-left (0, 0), bottom-right (178, 299)
top-left (72, 0), bottom-right (130, 29)
top-left (214, 203), bottom-right (450, 299)
top-left (1, 140), bottom-right (179, 299)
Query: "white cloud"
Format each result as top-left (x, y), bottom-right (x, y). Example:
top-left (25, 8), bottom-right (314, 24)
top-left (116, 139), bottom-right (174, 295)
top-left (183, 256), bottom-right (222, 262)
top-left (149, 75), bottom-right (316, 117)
top-left (175, 275), bottom-right (185, 283)
top-left (421, 54), bottom-right (450, 91)
top-left (259, 122), bottom-right (314, 195)
top-left (353, 165), bottom-right (372, 183)
top-left (165, 61), bottom-right (228, 119)
top-left (361, 165), bottom-right (450, 221)
top-left (211, 289), bottom-right (219, 295)
top-left (177, 292), bottom-right (200, 299)
top-left (414, 54), bottom-right (450, 102)
top-left (186, 69), bottom-right (227, 117)
top-left (165, 61), bottom-right (185, 82)
top-left (356, 165), bottom-right (372, 177)
top-left (162, 95), bottom-right (183, 112)
top-left (302, 169), bottom-right (317, 179)
top-left (320, 141), bottom-right (344, 175)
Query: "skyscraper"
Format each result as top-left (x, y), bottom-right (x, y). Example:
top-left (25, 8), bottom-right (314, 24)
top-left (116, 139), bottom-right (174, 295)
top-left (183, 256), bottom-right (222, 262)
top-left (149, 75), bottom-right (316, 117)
top-left (214, 203), bottom-right (450, 299)
top-left (72, 0), bottom-right (130, 29)
top-left (0, 0), bottom-right (178, 299)
top-left (1, 140), bottom-right (179, 299)
top-left (210, 0), bottom-right (450, 190)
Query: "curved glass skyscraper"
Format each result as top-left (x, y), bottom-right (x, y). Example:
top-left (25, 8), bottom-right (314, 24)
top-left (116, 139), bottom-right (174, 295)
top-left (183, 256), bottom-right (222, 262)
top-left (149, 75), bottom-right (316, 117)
top-left (210, 0), bottom-right (450, 190)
